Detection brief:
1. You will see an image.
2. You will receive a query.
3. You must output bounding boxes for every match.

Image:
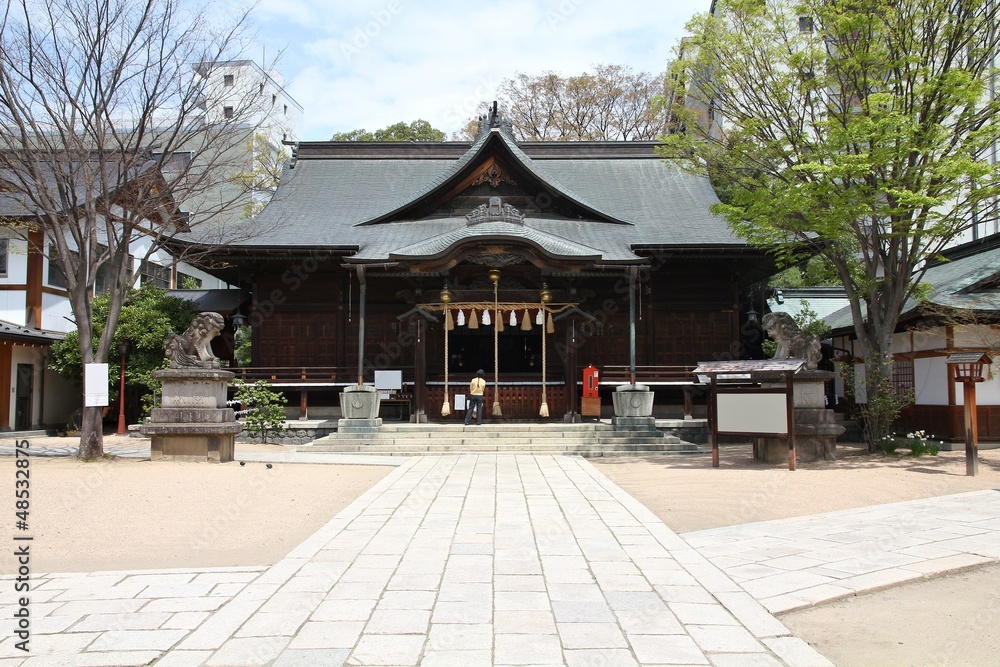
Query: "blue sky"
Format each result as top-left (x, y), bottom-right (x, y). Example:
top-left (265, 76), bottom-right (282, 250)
top-left (251, 0), bottom-right (714, 141)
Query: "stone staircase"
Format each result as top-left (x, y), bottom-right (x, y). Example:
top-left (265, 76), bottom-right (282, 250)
top-left (301, 422), bottom-right (702, 457)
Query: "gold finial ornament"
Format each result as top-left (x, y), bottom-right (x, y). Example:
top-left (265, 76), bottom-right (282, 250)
top-left (488, 268), bottom-right (501, 283)
top-left (540, 283), bottom-right (553, 303)
top-left (439, 283), bottom-right (452, 303)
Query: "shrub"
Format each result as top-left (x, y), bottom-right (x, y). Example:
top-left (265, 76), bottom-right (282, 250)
top-left (231, 379), bottom-right (287, 443)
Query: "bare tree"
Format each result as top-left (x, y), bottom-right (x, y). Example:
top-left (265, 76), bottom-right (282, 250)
top-left (0, 0), bottom-right (274, 457)
top-left (458, 65), bottom-right (670, 142)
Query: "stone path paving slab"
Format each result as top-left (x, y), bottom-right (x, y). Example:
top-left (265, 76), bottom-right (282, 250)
top-left (683, 488), bottom-right (1000, 613)
top-left (2, 455), bottom-right (828, 666)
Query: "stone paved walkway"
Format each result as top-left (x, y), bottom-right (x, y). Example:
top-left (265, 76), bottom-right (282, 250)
top-left (684, 488), bottom-right (1000, 614)
top-left (2, 455), bottom-right (832, 666)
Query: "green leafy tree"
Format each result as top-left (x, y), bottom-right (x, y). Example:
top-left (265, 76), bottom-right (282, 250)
top-left (49, 285), bottom-right (200, 421)
top-left (331, 119), bottom-right (446, 142)
top-left (666, 0), bottom-right (1000, 449)
top-left (231, 379), bottom-right (287, 442)
top-left (234, 325), bottom-right (252, 367)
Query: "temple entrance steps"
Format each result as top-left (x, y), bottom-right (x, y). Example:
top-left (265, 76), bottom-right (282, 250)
top-left (303, 423), bottom-right (702, 456)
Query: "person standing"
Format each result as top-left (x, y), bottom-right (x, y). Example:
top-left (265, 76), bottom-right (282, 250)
top-left (465, 369), bottom-right (486, 425)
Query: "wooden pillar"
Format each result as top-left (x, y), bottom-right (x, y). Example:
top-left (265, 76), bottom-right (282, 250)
top-left (628, 267), bottom-right (637, 385)
top-left (565, 319), bottom-right (578, 420)
top-left (299, 389), bottom-right (308, 420)
top-left (0, 343), bottom-right (12, 429)
top-left (963, 381), bottom-right (979, 476)
top-left (26, 231), bottom-right (44, 328)
top-left (356, 266), bottom-right (366, 385)
top-left (414, 318), bottom-right (427, 422)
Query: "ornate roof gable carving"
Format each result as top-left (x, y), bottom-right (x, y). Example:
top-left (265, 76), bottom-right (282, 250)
top-left (466, 197), bottom-right (524, 225)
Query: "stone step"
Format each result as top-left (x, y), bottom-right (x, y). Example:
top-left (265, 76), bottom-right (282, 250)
top-left (311, 434), bottom-right (677, 445)
top-left (372, 423), bottom-right (618, 433)
top-left (301, 442), bottom-right (700, 455)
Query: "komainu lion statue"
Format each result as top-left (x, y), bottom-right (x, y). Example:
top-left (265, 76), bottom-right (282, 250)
top-left (164, 312), bottom-right (225, 369)
top-left (761, 312), bottom-right (822, 370)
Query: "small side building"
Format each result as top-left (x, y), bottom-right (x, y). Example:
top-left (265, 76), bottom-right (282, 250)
top-left (828, 235), bottom-right (1000, 445)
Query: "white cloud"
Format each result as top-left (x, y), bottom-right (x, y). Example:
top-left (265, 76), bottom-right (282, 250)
top-left (252, 0), bottom-right (712, 140)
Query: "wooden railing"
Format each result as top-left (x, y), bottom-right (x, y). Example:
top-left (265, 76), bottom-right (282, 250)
top-left (601, 365), bottom-right (699, 384)
top-left (232, 366), bottom-right (368, 384)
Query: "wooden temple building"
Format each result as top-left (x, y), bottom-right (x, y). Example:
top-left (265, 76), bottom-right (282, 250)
top-left (194, 111), bottom-right (774, 421)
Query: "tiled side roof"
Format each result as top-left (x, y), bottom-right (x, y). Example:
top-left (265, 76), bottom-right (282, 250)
top-left (825, 242), bottom-right (1000, 333)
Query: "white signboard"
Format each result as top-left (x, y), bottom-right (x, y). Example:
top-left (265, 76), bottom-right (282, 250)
top-left (84, 363), bottom-right (109, 407)
top-left (374, 370), bottom-right (403, 390)
top-left (454, 394), bottom-right (466, 411)
top-left (717, 393), bottom-right (788, 434)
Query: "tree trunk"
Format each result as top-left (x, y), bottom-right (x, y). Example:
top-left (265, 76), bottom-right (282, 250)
top-left (79, 406), bottom-right (104, 459)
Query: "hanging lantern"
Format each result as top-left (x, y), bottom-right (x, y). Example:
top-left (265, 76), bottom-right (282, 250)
top-left (469, 310), bottom-right (479, 329)
top-left (510, 310), bottom-right (517, 326)
top-left (547, 312), bottom-right (555, 334)
top-left (521, 309), bottom-right (532, 330)
top-left (457, 309), bottom-right (466, 326)
top-left (445, 309), bottom-right (454, 331)
top-left (481, 309), bottom-right (491, 326)
top-left (536, 308), bottom-right (544, 325)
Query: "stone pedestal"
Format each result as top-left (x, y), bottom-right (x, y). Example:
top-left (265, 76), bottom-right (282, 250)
top-left (612, 383), bottom-right (655, 430)
top-left (755, 370), bottom-right (845, 464)
top-left (338, 385), bottom-right (382, 433)
top-left (140, 369), bottom-right (240, 463)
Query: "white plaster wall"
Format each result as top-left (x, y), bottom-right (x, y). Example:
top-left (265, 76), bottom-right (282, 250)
top-left (914, 357), bottom-right (949, 405)
top-left (8, 347), bottom-right (40, 429)
top-left (176, 263), bottom-right (228, 289)
top-left (0, 292), bottom-right (27, 327)
top-left (41, 293), bottom-right (75, 333)
top-left (1, 238), bottom-right (29, 283)
top-left (953, 325), bottom-right (1000, 349)
top-left (911, 328), bottom-right (947, 352)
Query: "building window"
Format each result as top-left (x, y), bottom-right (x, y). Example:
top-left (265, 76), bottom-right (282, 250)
top-left (177, 272), bottom-right (203, 289)
top-left (224, 74), bottom-right (234, 87)
top-left (283, 104), bottom-right (288, 115)
top-left (799, 16), bottom-right (814, 33)
top-left (223, 106), bottom-right (234, 119)
top-left (259, 82), bottom-right (264, 94)
top-left (139, 261), bottom-right (171, 289)
top-left (272, 94), bottom-right (277, 105)
top-left (0, 239), bottom-right (7, 276)
top-left (892, 358), bottom-right (915, 401)
top-left (47, 247), bottom-right (73, 289)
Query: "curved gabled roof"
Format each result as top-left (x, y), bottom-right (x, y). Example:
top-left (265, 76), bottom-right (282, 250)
top-left (354, 128), bottom-right (632, 226)
top-left (382, 220), bottom-right (609, 262)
